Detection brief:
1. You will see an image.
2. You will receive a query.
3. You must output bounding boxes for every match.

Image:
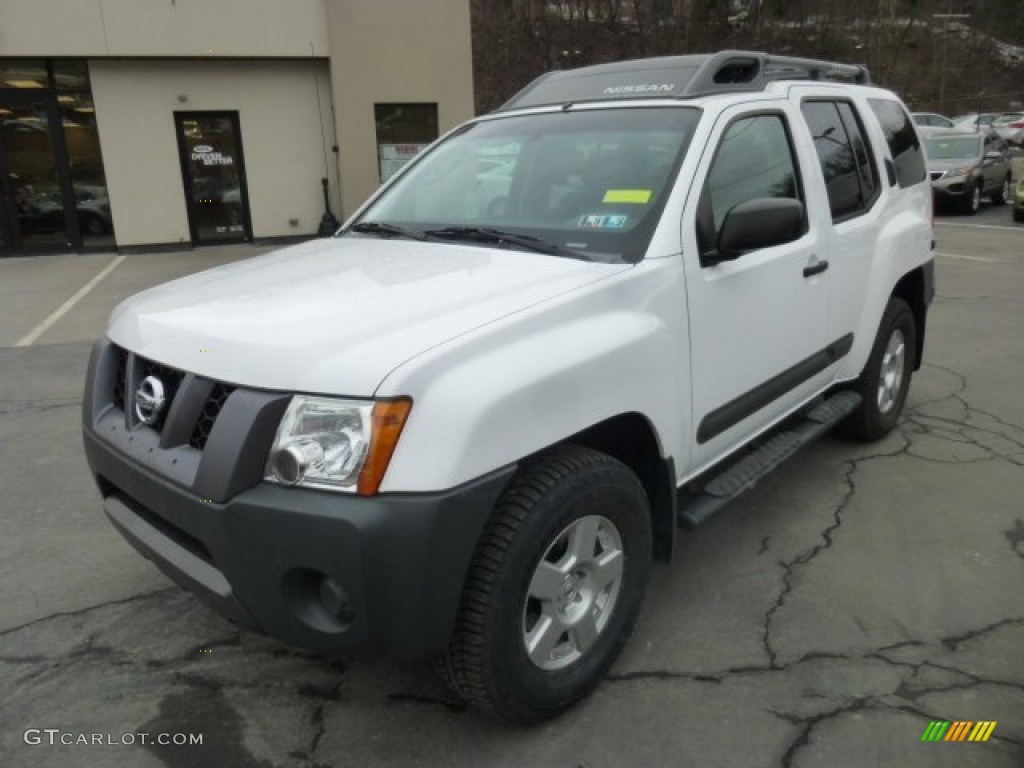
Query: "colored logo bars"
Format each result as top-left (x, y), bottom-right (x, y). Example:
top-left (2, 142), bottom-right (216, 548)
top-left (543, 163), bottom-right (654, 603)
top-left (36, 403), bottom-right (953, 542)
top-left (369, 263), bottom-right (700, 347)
top-left (921, 721), bottom-right (997, 742)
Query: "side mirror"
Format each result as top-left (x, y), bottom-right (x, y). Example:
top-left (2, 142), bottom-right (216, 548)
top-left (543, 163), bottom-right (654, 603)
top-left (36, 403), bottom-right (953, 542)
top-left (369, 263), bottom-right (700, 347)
top-left (708, 197), bottom-right (805, 264)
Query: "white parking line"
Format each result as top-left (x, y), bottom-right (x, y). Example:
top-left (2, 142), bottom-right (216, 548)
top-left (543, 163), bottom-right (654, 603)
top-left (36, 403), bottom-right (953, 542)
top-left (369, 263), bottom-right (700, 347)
top-left (935, 221), bottom-right (1023, 233)
top-left (936, 252), bottom-right (999, 263)
top-left (15, 254), bottom-right (127, 347)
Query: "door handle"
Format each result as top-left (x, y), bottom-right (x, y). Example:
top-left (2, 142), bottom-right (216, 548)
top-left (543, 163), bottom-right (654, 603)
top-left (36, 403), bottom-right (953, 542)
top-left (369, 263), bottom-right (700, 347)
top-left (803, 260), bottom-right (829, 278)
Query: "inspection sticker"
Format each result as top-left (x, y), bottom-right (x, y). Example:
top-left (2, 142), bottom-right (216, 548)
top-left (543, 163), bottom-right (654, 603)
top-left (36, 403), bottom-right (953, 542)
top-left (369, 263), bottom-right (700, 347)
top-left (578, 214), bottom-right (629, 229)
top-left (602, 189), bottom-right (652, 204)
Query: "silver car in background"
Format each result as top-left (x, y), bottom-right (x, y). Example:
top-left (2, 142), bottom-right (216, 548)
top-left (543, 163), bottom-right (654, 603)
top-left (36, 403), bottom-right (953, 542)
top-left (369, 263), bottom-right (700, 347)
top-left (991, 113), bottom-right (1024, 147)
top-left (912, 112), bottom-right (961, 139)
top-left (925, 132), bottom-right (1013, 214)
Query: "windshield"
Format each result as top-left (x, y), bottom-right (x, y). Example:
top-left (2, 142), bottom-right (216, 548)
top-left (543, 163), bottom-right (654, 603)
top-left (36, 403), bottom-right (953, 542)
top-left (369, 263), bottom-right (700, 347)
top-left (924, 136), bottom-right (981, 160)
top-left (352, 107), bottom-right (701, 263)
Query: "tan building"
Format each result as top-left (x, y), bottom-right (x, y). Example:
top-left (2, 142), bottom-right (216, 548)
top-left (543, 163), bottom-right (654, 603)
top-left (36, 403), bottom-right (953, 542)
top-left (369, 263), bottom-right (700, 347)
top-left (0, 0), bottom-right (474, 255)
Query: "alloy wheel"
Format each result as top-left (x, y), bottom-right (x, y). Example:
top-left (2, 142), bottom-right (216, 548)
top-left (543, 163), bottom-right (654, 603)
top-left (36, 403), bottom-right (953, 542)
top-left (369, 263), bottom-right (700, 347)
top-left (522, 514), bottom-right (624, 671)
top-left (877, 328), bottom-right (906, 415)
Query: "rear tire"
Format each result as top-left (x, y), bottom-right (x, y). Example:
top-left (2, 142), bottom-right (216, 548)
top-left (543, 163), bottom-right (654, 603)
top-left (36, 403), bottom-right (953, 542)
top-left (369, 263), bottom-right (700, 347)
top-left (841, 297), bottom-right (916, 442)
top-left (440, 444), bottom-right (652, 723)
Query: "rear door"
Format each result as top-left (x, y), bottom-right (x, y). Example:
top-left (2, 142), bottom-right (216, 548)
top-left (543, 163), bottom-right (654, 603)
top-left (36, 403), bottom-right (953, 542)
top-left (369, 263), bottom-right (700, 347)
top-left (796, 95), bottom-right (884, 368)
top-left (683, 104), bottom-right (831, 471)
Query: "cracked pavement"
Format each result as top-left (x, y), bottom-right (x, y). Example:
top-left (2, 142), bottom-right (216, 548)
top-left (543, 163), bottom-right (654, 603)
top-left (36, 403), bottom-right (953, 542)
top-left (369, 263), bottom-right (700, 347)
top-left (1, 217), bottom-right (1022, 767)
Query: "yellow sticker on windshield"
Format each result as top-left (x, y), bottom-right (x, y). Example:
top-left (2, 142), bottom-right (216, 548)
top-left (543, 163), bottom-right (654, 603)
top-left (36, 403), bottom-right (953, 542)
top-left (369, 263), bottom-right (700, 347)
top-left (603, 189), bottom-right (652, 204)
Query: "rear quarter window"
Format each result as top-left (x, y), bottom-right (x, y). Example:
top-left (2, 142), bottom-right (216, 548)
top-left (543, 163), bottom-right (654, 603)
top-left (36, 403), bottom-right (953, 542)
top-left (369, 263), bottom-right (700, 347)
top-left (868, 99), bottom-right (926, 188)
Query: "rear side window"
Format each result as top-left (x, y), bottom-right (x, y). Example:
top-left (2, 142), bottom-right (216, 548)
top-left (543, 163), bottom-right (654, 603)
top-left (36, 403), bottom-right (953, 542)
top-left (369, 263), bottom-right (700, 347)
top-left (868, 99), bottom-right (926, 188)
top-left (801, 100), bottom-right (879, 221)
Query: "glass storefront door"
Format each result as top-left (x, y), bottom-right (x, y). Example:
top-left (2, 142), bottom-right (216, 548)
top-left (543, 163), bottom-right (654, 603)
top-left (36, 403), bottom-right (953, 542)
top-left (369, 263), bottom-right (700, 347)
top-left (0, 60), bottom-right (113, 256)
top-left (174, 112), bottom-right (252, 245)
top-left (0, 198), bottom-right (10, 255)
top-left (0, 93), bottom-right (75, 252)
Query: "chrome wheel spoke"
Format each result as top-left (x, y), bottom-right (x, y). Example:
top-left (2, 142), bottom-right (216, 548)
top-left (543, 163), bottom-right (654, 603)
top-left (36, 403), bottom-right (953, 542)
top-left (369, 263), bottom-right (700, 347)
top-left (571, 610), bottom-right (600, 654)
top-left (529, 561), bottom-right (568, 601)
top-left (565, 515), bottom-right (601, 566)
top-left (591, 548), bottom-right (624, 594)
top-left (525, 611), bottom-right (565, 665)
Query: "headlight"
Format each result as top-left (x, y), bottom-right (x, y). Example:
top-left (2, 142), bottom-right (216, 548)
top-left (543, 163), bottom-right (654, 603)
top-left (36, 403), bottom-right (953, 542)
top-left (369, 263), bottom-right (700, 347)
top-left (264, 396), bottom-right (411, 495)
top-left (945, 165), bottom-right (974, 179)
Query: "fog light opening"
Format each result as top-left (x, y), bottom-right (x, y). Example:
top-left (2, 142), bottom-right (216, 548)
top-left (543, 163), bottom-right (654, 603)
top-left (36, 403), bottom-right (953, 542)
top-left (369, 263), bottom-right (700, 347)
top-left (281, 568), bottom-right (355, 634)
top-left (319, 576), bottom-right (354, 624)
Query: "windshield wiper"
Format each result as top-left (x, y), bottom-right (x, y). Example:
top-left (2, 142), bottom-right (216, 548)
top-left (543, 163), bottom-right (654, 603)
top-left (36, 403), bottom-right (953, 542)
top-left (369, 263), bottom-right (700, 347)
top-left (349, 221), bottom-right (428, 241)
top-left (423, 227), bottom-right (592, 261)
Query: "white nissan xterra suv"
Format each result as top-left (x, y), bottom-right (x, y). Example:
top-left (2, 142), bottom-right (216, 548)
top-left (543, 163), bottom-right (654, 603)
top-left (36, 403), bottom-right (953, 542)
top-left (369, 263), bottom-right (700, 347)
top-left (83, 51), bottom-right (934, 723)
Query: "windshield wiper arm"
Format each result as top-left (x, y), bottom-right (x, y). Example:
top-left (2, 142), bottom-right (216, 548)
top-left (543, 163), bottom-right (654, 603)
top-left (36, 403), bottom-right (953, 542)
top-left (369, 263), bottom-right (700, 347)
top-left (349, 221), bottom-right (429, 241)
top-left (423, 227), bottom-right (592, 261)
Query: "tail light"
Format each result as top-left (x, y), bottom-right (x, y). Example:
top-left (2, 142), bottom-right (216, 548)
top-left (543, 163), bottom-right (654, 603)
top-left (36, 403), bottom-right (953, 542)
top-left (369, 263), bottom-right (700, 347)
top-left (1009, 121), bottom-right (1024, 128)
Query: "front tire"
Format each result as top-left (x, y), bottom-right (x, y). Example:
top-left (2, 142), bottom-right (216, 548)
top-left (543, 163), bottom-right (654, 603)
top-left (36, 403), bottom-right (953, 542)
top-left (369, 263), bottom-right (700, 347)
top-left (991, 176), bottom-right (1010, 205)
top-left (963, 182), bottom-right (982, 215)
top-left (841, 297), bottom-right (916, 441)
top-left (440, 444), bottom-right (652, 723)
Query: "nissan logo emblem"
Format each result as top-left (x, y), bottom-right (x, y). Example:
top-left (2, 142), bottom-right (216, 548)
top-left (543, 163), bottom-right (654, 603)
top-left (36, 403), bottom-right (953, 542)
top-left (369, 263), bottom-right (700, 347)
top-left (135, 376), bottom-right (167, 425)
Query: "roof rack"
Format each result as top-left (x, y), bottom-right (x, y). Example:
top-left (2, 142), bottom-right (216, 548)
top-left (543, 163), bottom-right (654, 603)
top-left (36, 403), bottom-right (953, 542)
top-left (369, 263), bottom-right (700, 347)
top-left (496, 50), bottom-right (871, 112)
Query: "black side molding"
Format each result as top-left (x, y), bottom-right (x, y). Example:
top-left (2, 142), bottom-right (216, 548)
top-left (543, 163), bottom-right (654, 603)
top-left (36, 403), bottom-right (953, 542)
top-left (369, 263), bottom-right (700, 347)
top-left (697, 333), bottom-right (854, 444)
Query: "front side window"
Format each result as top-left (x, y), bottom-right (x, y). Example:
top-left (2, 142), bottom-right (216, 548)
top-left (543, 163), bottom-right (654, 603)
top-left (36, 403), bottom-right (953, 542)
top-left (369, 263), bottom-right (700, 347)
top-left (698, 113), bottom-right (801, 253)
top-left (354, 108), bottom-right (700, 263)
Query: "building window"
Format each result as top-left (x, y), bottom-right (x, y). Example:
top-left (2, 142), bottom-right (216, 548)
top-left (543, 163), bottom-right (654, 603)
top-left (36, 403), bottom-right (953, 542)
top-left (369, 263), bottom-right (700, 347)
top-left (374, 103), bottom-right (438, 183)
top-left (1, 59), bottom-right (114, 253)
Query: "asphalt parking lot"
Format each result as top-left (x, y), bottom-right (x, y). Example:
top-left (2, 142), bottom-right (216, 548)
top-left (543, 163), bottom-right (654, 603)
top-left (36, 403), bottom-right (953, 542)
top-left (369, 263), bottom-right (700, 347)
top-left (1, 206), bottom-right (1022, 767)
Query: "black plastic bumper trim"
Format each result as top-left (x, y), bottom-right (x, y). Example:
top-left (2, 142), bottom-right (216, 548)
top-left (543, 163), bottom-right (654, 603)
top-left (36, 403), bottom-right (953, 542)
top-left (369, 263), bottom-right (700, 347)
top-left (84, 426), bottom-right (515, 660)
top-left (105, 494), bottom-right (256, 630)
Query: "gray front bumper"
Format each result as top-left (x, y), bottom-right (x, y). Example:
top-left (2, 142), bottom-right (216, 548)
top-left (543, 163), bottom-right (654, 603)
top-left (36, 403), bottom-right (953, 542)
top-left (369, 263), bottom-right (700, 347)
top-left (82, 338), bottom-right (514, 659)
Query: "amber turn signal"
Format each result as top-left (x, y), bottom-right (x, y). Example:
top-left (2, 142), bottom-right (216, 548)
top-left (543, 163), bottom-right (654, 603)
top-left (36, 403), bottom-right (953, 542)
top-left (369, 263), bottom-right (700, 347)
top-left (357, 398), bottom-right (412, 495)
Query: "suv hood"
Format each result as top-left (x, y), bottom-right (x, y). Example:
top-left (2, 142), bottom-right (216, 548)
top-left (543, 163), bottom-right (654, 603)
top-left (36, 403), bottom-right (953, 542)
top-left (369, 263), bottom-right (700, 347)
top-left (108, 237), bottom-right (628, 395)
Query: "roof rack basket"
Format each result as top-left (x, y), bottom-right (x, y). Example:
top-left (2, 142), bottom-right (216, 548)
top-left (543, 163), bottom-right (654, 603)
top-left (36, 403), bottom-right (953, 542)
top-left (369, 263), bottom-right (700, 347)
top-left (684, 50), bottom-right (871, 97)
top-left (498, 50), bottom-right (871, 112)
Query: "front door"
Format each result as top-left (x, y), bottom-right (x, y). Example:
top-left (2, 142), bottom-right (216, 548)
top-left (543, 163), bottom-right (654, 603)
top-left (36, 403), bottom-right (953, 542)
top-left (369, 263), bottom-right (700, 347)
top-left (683, 107), bottom-right (831, 471)
top-left (0, 92), bottom-right (79, 254)
top-left (174, 112), bottom-right (252, 245)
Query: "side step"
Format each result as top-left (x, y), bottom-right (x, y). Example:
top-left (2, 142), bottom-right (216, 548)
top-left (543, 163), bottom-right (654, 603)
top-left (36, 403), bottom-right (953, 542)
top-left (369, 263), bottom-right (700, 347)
top-left (677, 391), bottom-right (862, 528)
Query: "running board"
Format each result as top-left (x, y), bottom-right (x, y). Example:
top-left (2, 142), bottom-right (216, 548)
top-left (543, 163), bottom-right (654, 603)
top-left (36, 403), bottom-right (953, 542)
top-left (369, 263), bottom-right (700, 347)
top-left (677, 391), bottom-right (862, 528)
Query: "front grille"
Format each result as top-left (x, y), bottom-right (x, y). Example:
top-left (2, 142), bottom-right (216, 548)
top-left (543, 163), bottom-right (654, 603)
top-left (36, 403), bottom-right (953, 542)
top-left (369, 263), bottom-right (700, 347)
top-left (112, 346), bottom-right (128, 412)
top-left (190, 383), bottom-right (236, 450)
top-left (108, 344), bottom-right (233, 452)
top-left (135, 356), bottom-right (185, 432)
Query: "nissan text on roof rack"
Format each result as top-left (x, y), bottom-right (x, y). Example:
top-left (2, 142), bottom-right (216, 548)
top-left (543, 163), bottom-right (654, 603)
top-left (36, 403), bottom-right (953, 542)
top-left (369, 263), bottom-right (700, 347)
top-left (83, 51), bottom-right (934, 723)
